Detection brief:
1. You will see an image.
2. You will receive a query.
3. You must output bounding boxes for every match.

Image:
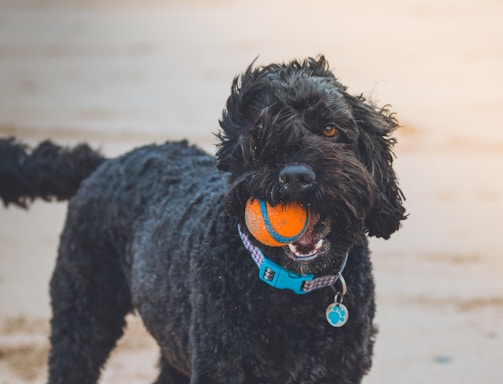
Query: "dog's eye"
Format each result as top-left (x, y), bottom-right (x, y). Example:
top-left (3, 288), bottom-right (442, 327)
top-left (322, 125), bottom-right (338, 138)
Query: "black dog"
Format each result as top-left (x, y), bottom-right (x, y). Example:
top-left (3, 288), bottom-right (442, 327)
top-left (0, 56), bottom-right (405, 383)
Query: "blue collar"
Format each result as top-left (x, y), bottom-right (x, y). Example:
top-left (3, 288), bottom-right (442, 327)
top-left (238, 225), bottom-right (348, 295)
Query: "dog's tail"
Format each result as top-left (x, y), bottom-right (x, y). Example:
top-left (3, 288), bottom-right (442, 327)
top-left (0, 138), bottom-right (105, 208)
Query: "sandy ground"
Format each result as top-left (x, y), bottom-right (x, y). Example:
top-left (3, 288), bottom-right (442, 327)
top-left (1, 0), bottom-right (503, 383)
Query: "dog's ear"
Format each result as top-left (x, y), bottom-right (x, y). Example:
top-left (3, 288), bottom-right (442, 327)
top-left (349, 95), bottom-right (406, 239)
top-left (215, 73), bottom-right (245, 174)
top-left (216, 64), bottom-right (257, 174)
top-left (215, 58), bottom-right (275, 174)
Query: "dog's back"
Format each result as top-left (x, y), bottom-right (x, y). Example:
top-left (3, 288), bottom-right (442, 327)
top-left (0, 139), bottom-right (231, 382)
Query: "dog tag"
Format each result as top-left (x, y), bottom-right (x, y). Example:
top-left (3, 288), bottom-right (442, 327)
top-left (325, 291), bottom-right (348, 327)
top-left (326, 302), bottom-right (349, 327)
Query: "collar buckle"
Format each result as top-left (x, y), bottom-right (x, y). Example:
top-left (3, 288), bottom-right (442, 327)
top-left (259, 257), bottom-right (314, 295)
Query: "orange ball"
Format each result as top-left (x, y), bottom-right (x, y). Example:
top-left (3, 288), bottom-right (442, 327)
top-left (244, 198), bottom-right (310, 247)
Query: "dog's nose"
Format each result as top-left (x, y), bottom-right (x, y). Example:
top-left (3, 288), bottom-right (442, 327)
top-left (278, 164), bottom-right (316, 197)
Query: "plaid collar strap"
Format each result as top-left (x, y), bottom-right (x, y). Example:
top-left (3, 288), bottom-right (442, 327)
top-left (237, 225), bottom-right (348, 295)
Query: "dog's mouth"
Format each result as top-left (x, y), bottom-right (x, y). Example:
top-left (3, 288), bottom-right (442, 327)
top-left (283, 215), bottom-right (332, 262)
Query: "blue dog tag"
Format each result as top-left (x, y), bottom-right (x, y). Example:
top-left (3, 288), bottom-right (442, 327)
top-left (325, 302), bottom-right (349, 327)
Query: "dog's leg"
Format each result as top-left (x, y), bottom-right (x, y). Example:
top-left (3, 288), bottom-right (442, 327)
top-left (153, 358), bottom-right (190, 384)
top-left (47, 226), bottom-right (132, 384)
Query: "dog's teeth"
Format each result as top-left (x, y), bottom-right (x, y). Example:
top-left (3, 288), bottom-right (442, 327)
top-left (288, 241), bottom-right (323, 259)
top-left (288, 243), bottom-right (298, 254)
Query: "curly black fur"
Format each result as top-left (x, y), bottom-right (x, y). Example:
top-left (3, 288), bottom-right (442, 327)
top-left (0, 138), bottom-right (104, 207)
top-left (1, 56), bottom-right (405, 384)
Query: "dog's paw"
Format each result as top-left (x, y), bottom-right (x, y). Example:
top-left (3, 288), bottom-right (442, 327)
top-left (325, 303), bottom-right (348, 327)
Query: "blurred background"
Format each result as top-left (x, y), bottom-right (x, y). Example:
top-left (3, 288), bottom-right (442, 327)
top-left (0, 0), bottom-right (502, 382)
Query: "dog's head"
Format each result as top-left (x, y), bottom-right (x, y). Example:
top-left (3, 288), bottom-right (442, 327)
top-left (216, 56), bottom-right (406, 275)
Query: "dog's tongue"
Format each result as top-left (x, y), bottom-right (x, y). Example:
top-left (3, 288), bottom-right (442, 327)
top-left (293, 214), bottom-right (319, 246)
top-left (294, 232), bottom-right (314, 246)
